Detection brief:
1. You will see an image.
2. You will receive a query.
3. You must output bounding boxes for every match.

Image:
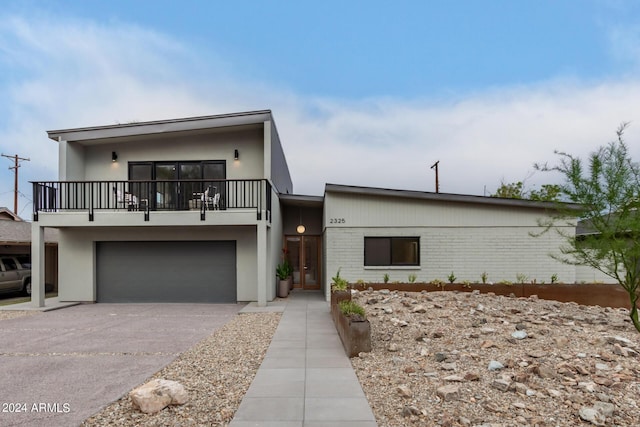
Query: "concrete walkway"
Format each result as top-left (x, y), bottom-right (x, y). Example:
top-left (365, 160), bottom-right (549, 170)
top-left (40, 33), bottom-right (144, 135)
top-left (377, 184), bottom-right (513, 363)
top-left (0, 296), bottom-right (79, 311)
top-left (230, 290), bottom-right (377, 427)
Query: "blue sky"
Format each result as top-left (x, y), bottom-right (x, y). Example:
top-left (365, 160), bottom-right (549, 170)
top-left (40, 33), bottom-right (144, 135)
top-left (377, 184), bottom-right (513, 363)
top-left (1, 0), bottom-right (640, 216)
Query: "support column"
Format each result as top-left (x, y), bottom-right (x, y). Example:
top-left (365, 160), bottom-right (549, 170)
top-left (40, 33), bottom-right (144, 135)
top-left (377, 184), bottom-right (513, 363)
top-left (257, 222), bottom-right (268, 307)
top-left (31, 223), bottom-right (45, 308)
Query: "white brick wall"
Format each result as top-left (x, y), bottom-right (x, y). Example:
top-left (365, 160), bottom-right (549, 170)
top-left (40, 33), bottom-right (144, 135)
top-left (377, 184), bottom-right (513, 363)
top-left (325, 225), bottom-right (577, 293)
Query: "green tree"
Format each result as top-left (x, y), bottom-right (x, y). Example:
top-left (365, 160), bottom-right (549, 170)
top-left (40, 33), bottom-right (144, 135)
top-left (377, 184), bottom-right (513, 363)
top-left (491, 181), bottom-right (561, 201)
top-left (529, 184), bottom-right (562, 202)
top-left (491, 181), bottom-right (525, 199)
top-left (535, 123), bottom-right (640, 333)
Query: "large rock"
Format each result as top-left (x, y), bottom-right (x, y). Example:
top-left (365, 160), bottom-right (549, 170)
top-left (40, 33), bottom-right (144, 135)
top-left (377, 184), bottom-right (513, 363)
top-left (130, 379), bottom-right (188, 414)
top-left (436, 385), bottom-right (459, 402)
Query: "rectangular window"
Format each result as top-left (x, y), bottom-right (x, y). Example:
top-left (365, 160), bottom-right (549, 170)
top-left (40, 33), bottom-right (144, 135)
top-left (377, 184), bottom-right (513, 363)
top-left (364, 237), bottom-right (419, 266)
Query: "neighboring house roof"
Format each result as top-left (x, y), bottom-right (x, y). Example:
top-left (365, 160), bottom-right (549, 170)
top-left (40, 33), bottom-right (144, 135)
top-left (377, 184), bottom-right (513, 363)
top-left (0, 207), bottom-right (22, 221)
top-left (324, 183), bottom-right (578, 211)
top-left (0, 220), bottom-right (58, 245)
top-left (47, 110), bottom-right (274, 143)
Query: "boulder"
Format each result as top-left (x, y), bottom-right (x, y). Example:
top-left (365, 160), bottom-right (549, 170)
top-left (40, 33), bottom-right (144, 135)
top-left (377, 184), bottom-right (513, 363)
top-left (130, 379), bottom-right (188, 414)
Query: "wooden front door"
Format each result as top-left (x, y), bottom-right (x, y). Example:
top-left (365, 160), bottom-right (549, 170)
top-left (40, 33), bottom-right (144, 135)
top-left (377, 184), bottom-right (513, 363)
top-left (285, 235), bottom-right (321, 290)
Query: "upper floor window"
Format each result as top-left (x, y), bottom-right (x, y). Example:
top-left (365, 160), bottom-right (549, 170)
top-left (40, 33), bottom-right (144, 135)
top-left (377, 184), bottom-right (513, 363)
top-left (364, 237), bottom-right (420, 266)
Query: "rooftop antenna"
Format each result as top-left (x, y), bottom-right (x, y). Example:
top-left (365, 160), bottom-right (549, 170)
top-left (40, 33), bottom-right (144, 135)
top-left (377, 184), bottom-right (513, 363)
top-left (2, 153), bottom-right (30, 215)
top-left (430, 160), bottom-right (440, 193)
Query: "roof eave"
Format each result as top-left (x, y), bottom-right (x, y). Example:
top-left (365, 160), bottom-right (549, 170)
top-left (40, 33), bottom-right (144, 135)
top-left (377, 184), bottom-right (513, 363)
top-left (47, 109), bottom-right (273, 142)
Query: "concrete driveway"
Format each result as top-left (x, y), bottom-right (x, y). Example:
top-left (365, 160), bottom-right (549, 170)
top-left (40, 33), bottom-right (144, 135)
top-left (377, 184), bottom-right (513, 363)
top-left (0, 303), bottom-right (241, 427)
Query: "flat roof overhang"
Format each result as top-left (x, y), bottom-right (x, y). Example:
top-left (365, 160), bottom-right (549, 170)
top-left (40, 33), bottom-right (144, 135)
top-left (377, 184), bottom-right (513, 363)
top-left (47, 110), bottom-right (273, 144)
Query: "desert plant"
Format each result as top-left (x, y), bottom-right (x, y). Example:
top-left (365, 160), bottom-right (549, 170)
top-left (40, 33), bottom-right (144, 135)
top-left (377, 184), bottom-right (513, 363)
top-left (462, 280), bottom-right (472, 288)
top-left (534, 123), bottom-right (640, 332)
top-left (408, 273), bottom-right (417, 283)
top-left (430, 278), bottom-right (445, 288)
top-left (481, 271), bottom-right (488, 284)
top-left (516, 273), bottom-right (528, 284)
top-left (331, 268), bottom-right (349, 291)
top-left (550, 273), bottom-right (558, 284)
top-left (339, 300), bottom-right (367, 320)
top-left (383, 273), bottom-right (389, 284)
top-left (447, 271), bottom-right (457, 284)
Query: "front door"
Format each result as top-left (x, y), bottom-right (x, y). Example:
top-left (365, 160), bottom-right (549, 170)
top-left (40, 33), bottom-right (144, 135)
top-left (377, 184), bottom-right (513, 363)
top-left (285, 235), bottom-right (321, 290)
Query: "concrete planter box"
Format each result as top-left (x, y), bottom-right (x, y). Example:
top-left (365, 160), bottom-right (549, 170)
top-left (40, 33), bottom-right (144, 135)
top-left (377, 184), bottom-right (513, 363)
top-left (351, 282), bottom-right (631, 309)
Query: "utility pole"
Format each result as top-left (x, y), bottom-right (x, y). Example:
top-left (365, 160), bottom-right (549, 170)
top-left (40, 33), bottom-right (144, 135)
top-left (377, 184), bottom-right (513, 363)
top-left (2, 153), bottom-right (30, 215)
top-left (430, 160), bottom-right (440, 193)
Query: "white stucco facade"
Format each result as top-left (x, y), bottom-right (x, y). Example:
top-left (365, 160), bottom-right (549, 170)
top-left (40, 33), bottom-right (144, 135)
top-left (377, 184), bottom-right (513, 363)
top-left (32, 111), bottom-right (290, 306)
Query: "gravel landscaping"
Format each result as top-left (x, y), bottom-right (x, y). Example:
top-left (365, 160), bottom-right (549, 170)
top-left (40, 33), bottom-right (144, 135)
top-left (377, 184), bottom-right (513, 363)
top-left (350, 289), bottom-right (640, 426)
top-left (80, 312), bottom-right (280, 427)
top-left (0, 310), bottom-right (38, 321)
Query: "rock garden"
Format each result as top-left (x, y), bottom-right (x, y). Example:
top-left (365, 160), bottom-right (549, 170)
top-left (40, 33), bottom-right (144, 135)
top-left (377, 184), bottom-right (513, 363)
top-left (349, 288), bottom-right (640, 426)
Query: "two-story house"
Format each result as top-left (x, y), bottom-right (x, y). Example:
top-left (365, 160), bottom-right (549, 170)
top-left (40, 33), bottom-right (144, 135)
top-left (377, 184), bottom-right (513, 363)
top-left (31, 110), bottom-right (296, 307)
top-left (30, 109), bottom-right (612, 308)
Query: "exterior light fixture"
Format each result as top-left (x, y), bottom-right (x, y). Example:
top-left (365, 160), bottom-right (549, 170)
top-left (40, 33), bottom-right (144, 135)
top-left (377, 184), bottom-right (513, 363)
top-left (234, 149), bottom-right (239, 160)
top-left (112, 151), bottom-right (118, 162)
top-left (296, 207), bottom-right (305, 233)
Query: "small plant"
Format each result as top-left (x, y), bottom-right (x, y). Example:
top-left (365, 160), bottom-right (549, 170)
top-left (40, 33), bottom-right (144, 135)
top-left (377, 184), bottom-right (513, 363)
top-left (408, 273), bottom-right (417, 283)
top-left (383, 273), bottom-right (390, 284)
top-left (498, 280), bottom-right (513, 285)
top-left (339, 300), bottom-right (367, 320)
top-left (516, 273), bottom-right (528, 284)
top-left (447, 271), bottom-right (457, 284)
top-left (331, 268), bottom-right (349, 292)
top-left (481, 272), bottom-right (488, 284)
top-left (356, 279), bottom-right (365, 285)
top-left (550, 273), bottom-right (558, 284)
top-left (462, 280), bottom-right (472, 289)
top-left (430, 278), bottom-right (445, 289)
top-left (276, 262), bottom-right (289, 280)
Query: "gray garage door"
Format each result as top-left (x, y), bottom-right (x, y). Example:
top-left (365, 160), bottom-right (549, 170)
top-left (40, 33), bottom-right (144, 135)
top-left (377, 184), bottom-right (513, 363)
top-left (97, 241), bottom-right (236, 303)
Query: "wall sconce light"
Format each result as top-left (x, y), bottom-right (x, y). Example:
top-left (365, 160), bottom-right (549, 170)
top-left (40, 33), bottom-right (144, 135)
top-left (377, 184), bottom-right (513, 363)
top-left (234, 149), bottom-right (239, 160)
top-left (111, 151), bottom-right (118, 162)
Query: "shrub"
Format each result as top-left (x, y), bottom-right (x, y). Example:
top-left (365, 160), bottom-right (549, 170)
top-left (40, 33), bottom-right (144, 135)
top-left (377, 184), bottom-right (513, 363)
top-left (408, 273), bottom-right (417, 283)
top-left (481, 271), bottom-right (488, 284)
top-left (339, 300), bottom-right (366, 320)
top-left (331, 268), bottom-right (349, 291)
top-left (383, 273), bottom-right (390, 284)
top-left (448, 271), bottom-right (457, 284)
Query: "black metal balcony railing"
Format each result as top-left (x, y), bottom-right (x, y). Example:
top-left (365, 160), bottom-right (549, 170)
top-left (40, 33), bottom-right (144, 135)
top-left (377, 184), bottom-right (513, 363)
top-left (32, 179), bottom-right (272, 222)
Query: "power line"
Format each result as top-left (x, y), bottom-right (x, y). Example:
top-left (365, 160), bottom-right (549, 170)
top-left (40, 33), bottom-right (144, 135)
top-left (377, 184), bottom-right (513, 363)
top-left (1, 153), bottom-right (30, 215)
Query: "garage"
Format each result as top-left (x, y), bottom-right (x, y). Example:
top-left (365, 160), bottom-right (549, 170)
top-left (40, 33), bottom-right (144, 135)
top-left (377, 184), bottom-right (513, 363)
top-left (96, 241), bottom-right (236, 303)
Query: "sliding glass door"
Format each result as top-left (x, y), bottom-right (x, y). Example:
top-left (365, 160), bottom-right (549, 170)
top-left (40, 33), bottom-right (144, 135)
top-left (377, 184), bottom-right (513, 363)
top-left (129, 160), bottom-right (226, 210)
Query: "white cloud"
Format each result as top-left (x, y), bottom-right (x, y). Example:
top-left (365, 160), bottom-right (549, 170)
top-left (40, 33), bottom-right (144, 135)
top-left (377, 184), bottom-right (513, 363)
top-left (1, 14), bottom-right (640, 217)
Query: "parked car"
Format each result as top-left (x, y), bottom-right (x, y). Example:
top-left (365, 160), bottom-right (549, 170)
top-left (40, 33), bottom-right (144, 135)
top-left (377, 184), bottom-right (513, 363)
top-left (0, 256), bottom-right (31, 295)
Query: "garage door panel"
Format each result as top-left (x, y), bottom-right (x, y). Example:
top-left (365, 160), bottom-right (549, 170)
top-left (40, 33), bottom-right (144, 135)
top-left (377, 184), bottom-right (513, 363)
top-left (97, 241), bottom-right (236, 303)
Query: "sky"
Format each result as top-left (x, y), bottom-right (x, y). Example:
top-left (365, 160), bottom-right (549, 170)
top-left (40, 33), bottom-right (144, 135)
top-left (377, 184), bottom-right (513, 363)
top-left (1, 0), bottom-right (640, 218)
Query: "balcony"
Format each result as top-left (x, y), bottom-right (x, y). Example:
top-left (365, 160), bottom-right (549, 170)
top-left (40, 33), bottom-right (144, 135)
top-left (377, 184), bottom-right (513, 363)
top-left (32, 179), bottom-right (272, 222)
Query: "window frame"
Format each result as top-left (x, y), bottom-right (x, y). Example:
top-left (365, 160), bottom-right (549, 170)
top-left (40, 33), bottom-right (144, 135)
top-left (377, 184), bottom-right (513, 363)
top-left (364, 236), bottom-right (420, 267)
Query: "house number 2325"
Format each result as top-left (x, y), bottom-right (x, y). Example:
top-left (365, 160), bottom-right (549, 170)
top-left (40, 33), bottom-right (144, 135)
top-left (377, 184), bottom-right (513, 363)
top-left (330, 218), bottom-right (345, 224)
